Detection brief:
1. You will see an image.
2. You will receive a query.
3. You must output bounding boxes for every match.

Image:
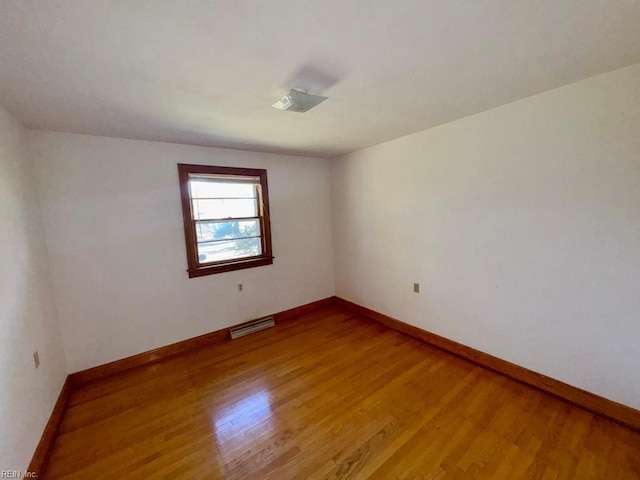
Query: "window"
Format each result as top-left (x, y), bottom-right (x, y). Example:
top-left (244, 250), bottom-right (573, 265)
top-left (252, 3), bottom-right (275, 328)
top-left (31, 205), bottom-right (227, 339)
top-left (178, 164), bottom-right (273, 278)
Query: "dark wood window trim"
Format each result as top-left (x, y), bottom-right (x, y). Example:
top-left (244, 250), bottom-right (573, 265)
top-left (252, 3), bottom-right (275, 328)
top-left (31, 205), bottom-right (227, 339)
top-left (178, 164), bottom-right (273, 278)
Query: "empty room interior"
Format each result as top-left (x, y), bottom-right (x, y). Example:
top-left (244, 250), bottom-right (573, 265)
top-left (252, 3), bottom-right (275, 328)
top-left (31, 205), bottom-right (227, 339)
top-left (2, 1), bottom-right (640, 478)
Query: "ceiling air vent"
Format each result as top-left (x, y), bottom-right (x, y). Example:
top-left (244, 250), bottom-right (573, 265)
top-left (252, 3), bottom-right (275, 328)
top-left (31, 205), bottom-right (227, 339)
top-left (272, 88), bottom-right (328, 113)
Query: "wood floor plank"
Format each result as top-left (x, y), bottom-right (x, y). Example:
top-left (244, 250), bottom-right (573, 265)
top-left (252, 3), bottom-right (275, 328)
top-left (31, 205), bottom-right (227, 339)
top-left (43, 305), bottom-right (640, 479)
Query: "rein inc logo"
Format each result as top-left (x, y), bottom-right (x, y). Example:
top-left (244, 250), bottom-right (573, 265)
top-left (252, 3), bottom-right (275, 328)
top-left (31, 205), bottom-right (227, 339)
top-left (1, 472), bottom-right (37, 478)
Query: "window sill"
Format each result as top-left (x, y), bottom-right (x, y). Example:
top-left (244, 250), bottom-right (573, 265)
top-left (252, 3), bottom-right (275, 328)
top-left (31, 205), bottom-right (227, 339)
top-left (187, 256), bottom-right (274, 278)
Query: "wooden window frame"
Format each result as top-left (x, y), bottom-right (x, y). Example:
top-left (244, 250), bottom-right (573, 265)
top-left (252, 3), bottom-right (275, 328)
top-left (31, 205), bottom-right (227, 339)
top-left (178, 164), bottom-right (273, 278)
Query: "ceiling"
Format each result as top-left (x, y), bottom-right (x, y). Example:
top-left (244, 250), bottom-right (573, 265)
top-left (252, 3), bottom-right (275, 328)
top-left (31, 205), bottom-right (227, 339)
top-left (1, 1), bottom-right (639, 158)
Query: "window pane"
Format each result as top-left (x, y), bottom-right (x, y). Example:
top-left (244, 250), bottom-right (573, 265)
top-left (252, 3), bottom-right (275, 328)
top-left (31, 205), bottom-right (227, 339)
top-left (192, 198), bottom-right (258, 220)
top-left (190, 180), bottom-right (256, 199)
top-left (196, 220), bottom-right (260, 242)
top-left (197, 237), bottom-right (262, 264)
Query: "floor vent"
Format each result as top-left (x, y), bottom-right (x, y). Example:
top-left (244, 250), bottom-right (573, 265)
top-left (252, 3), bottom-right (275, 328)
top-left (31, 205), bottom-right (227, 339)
top-left (230, 316), bottom-right (275, 339)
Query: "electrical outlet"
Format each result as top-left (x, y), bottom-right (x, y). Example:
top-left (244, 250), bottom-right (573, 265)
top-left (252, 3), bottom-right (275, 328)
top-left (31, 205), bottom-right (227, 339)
top-left (33, 350), bottom-right (40, 369)
top-left (413, 282), bottom-right (420, 294)
top-left (237, 283), bottom-right (244, 293)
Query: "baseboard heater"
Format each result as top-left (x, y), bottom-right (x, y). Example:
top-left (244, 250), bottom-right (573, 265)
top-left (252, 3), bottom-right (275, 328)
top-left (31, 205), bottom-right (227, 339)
top-left (229, 316), bottom-right (275, 339)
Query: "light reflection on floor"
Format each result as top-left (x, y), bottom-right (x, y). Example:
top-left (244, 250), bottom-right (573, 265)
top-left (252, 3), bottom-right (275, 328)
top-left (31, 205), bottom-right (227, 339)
top-left (211, 388), bottom-right (275, 455)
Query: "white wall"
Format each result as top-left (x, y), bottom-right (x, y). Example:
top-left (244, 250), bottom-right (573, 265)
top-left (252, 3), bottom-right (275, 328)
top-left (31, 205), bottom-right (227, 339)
top-left (0, 107), bottom-right (67, 471)
top-left (30, 132), bottom-right (335, 373)
top-left (331, 63), bottom-right (640, 409)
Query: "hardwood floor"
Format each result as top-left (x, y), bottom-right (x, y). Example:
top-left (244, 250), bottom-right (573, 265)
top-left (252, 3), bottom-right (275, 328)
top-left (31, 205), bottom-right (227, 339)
top-left (45, 306), bottom-right (640, 479)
